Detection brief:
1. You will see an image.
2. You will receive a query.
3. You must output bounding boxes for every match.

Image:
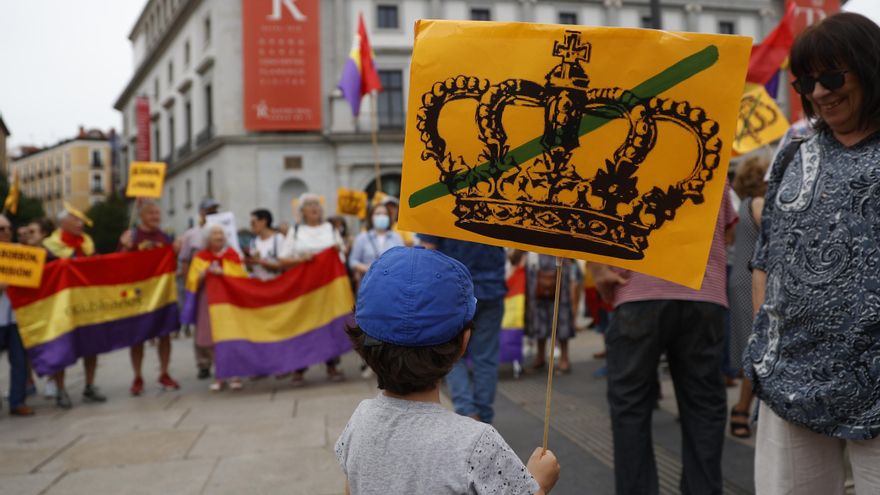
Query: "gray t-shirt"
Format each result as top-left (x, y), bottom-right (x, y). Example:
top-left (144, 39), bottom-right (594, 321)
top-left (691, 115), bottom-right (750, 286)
top-left (335, 393), bottom-right (540, 494)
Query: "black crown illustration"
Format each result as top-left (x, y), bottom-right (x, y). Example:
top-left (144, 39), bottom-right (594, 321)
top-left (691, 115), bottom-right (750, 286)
top-left (415, 31), bottom-right (722, 259)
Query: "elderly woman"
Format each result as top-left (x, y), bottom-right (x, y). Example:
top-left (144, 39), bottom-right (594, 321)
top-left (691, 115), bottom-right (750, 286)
top-left (747, 13), bottom-right (880, 494)
top-left (277, 193), bottom-right (346, 385)
top-left (184, 224), bottom-right (249, 392)
top-left (348, 204), bottom-right (404, 286)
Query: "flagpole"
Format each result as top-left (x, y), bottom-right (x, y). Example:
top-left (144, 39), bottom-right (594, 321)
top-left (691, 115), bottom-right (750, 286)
top-left (542, 256), bottom-right (563, 453)
top-left (370, 92), bottom-right (382, 196)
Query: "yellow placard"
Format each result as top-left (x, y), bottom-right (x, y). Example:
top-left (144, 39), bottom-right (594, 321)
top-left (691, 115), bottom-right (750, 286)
top-left (371, 191), bottom-right (388, 207)
top-left (398, 21), bottom-right (751, 289)
top-left (733, 84), bottom-right (790, 155)
top-left (0, 242), bottom-right (46, 288)
top-left (126, 162), bottom-right (167, 198)
top-left (337, 188), bottom-right (368, 218)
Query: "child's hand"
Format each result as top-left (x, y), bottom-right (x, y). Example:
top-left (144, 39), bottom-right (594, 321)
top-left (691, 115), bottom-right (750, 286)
top-left (527, 448), bottom-right (560, 494)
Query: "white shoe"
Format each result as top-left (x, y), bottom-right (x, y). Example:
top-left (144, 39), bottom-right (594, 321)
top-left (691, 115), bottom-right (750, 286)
top-left (44, 380), bottom-right (57, 399)
top-left (209, 381), bottom-right (224, 392)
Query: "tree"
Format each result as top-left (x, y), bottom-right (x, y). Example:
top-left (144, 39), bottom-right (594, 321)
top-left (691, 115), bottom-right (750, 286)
top-left (86, 194), bottom-right (132, 254)
top-left (0, 173), bottom-right (46, 233)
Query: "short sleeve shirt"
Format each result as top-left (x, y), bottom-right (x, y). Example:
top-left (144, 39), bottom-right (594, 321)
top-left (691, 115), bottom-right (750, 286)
top-left (417, 236), bottom-right (507, 301)
top-left (335, 394), bottom-right (540, 494)
top-left (611, 183), bottom-right (738, 309)
top-left (747, 131), bottom-right (880, 440)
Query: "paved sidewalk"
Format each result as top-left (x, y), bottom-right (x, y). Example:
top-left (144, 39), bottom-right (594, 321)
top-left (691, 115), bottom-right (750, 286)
top-left (0, 335), bottom-right (376, 495)
top-left (0, 329), bottom-right (759, 494)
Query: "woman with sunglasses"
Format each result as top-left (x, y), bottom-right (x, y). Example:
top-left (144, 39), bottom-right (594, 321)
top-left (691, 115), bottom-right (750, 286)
top-left (746, 12), bottom-right (880, 494)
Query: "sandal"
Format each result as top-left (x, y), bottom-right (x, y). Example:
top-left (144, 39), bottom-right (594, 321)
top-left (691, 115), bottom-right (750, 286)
top-left (730, 407), bottom-right (751, 438)
top-left (229, 379), bottom-right (243, 391)
top-left (291, 373), bottom-right (306, 388)
top-left (555, 363), bottom-right (572, 375)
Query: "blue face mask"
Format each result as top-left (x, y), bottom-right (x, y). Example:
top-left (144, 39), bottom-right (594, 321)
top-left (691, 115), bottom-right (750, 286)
top-left (372, 214), bottom-right (391, 230)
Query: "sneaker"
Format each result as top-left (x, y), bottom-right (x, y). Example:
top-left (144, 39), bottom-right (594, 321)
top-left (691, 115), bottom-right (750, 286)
top-left (229, 379), bottom-right (243, 391)
top-left (159, 374), bottom-right (180, 390)
top-left (56, 390), bottom-right (73, 409)
top-left (197, 368), bottom-right (211, 380)
top-left (83, 385), bottom-right (107, 403)
top-left (44, 380), bottom-right (57, 399)
top-left (209, 381), bottom-right (224, 392)
top-left (10, 405), bottom-right (34, 416)
top-left (130, 377), bottom-right (144, 396)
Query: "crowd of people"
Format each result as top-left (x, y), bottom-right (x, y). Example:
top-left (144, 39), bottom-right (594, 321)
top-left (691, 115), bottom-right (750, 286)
top-left (1, 11), bottom-right (878, 495)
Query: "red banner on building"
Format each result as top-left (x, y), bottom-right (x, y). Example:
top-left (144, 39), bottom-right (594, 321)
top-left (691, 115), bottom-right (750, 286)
top-left (135, 96), bottom-right (152, 161)
top-left (242, 0), bottom-right (322, 131)
top-left (787, 0), bottom-right (840, 121)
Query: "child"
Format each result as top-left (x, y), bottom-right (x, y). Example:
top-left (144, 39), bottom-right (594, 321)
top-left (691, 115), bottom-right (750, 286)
top-left (336, 246), bottom-right (560, 494)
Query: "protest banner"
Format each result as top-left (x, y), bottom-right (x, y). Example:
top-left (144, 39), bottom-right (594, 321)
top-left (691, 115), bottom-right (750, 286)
top-left (126, 162), bottom-right (167, 198)
top-left (205, 249), bottom-right (353, 378)
top-left (398, 21), bottom-right (751, 290)
top-left (0, 242), bottom-right (46, 288)
top-left (7, 247), bottom-right (179, 376)
top-left (337, 188), bottom-right (368, 218)
top-left (733, 84), bottom-right (790, 155)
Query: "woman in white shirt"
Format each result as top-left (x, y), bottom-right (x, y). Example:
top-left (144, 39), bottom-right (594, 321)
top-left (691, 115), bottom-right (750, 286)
top-left (276, 194), bottom-right (346, 386)
top-left (245, 209), bottom-right (285, 281)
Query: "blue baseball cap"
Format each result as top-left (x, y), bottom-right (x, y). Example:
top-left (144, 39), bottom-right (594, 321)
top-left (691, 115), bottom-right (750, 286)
top-left (355, 246), bottom-right (476, 347)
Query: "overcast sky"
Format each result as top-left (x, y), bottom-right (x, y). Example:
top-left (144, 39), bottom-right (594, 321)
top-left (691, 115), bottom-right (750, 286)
top-left (1, 0), bottom-right (878, 150)
top-left (0, 1), bottom-right (144, 149)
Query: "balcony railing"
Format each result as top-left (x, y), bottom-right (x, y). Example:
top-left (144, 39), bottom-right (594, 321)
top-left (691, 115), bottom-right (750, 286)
top-left (90, 186), bottom-right (105, 194)
top-left (196, 126), bottom-right (214, 147)
top-left (177, 141), bottom-right (192, 159)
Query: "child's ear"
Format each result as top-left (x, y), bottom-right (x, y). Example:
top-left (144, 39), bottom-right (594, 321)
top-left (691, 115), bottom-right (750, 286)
top-left (458, 328), bottom-right (472, 360)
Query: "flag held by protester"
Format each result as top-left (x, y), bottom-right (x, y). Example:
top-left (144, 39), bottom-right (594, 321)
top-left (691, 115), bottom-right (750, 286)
top-left (338, 12), bottom-right (383, 116)
top-left (8, 247), bottom-right (180, 376)
top-left (181, 249), bottom-right (249, 325)
top-left (500, 265), bottom-right (525, 364)
top-left (205, 249), bottom-right (353, 379)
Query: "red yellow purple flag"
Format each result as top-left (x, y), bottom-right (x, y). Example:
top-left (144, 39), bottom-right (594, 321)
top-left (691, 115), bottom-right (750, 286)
top-left (206, 249), bottom-right (354, 379)
top-left (500, 265), bottom-right (525, 363)
top-left (8, 247), bottom-right (179, 376)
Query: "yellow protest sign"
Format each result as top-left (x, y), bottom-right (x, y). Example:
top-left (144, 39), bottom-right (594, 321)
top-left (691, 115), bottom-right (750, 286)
top-left (372, 191), bottom-right (388, 208)
top-left (0, 242), bottom-right (46, 288)
top-left (733, 84), bottom-right (790, 155)
top-left (337, 188), bottom-right (368, 218)
top-left (126, 162), bottom-right (167, 198)
top-left (398, 21), bottom-right (751, 289)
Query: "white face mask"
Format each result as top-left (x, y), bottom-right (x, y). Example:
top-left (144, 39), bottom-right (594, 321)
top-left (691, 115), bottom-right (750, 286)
top-left (372, 214), bottom-right (391, 230)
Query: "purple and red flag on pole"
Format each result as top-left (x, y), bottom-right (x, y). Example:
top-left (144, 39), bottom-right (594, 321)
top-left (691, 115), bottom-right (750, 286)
top-left (338, 13), bottom-right (383, 116)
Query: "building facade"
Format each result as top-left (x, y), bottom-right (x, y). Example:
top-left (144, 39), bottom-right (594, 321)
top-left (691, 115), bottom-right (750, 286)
top-left (115, 0), bottom-right (780, 236)
top-left (9, 129), bottom-right (113, 218)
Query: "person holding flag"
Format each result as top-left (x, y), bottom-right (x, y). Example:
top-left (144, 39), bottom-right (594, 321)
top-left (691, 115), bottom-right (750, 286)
top-left (42, 203), bottom-right (106, 409)
top-left (119, 200), bottom-right (181, 396)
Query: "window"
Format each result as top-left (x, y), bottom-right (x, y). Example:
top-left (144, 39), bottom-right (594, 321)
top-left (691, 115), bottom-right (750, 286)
top-left (168, 113), bottom-right (176, 158)
top-left (204, 83), bottom-right (213, 128)
top-left (91, 173), bottom-right (103, 193)
top-left (470, 8), bottom-right (491, 21)
top-left (204, 15), bottom-right (211, 46)
top-left (558, 12), bottom-right (578, 25)
top-left (377, 5), bottom-right (399, 29)
top-left (184, 40), bottom-right (191, 67)
top-left (206, 169), bottom-right (213, 198)
top-left (377, 70), bottom-right (405, 130)
top-left (184, 100), bottom-right (193, 145)
top-left (65, 153), bottom-right (71, 170)
top-left (154, 78), bottom-right (159, 99)
top-left (168, 60), bottom-right (174, 85)
top-left (91, 149), bottom-right (103, 168)
top-left (185, 178), bottom-right (192, 207)
top-left (718, 21), bottom-right (736, 34)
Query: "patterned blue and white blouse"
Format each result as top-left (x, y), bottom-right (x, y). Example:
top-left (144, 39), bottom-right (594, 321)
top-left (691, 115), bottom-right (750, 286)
top-left (748, 130), bottom-right (880, 441)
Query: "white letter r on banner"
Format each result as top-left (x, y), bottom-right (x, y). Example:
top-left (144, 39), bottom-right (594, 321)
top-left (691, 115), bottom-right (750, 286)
top-left (267, 0), bottom-right (307, 22)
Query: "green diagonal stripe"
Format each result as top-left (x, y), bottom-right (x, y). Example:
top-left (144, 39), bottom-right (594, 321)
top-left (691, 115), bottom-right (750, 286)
top-left (407, 45), bottom-right (720, 208)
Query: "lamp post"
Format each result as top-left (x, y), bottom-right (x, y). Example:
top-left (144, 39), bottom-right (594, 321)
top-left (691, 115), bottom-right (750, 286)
top-left (650, 0), bottom-right (662, 29)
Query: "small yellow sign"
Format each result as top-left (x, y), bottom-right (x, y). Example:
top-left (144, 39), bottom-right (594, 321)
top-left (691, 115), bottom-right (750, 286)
top-left (337, 188), bottom-right (368, 218)
top-left (126, 162), bottom-right (167, 198)
top-left (733, 84), bottom-right (790, 155)
top-left (0, 242), bottom-right (47, 288)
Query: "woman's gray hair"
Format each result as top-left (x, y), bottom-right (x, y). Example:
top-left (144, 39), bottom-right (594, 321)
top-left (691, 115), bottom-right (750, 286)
top-left (201, 223), bottom-right (227, 246)
top-left (299, 193), bottom-right (322, 211)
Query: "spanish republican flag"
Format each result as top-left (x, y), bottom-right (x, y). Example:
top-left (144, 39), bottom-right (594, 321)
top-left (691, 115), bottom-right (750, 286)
top-left (181, 248), bottom-right (248, 325)
top-left (500, 265), bottom-right (525, 363)
top-left (337, 12), bottom-right (383, 116)
top-left (8, 247), bottom-right (179, 376)
top-left (206, 249), bottom-right (354, 379)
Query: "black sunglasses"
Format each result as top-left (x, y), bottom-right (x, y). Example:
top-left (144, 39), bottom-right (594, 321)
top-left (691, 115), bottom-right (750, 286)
top-left (791, 70), bottom-right (848, 96)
